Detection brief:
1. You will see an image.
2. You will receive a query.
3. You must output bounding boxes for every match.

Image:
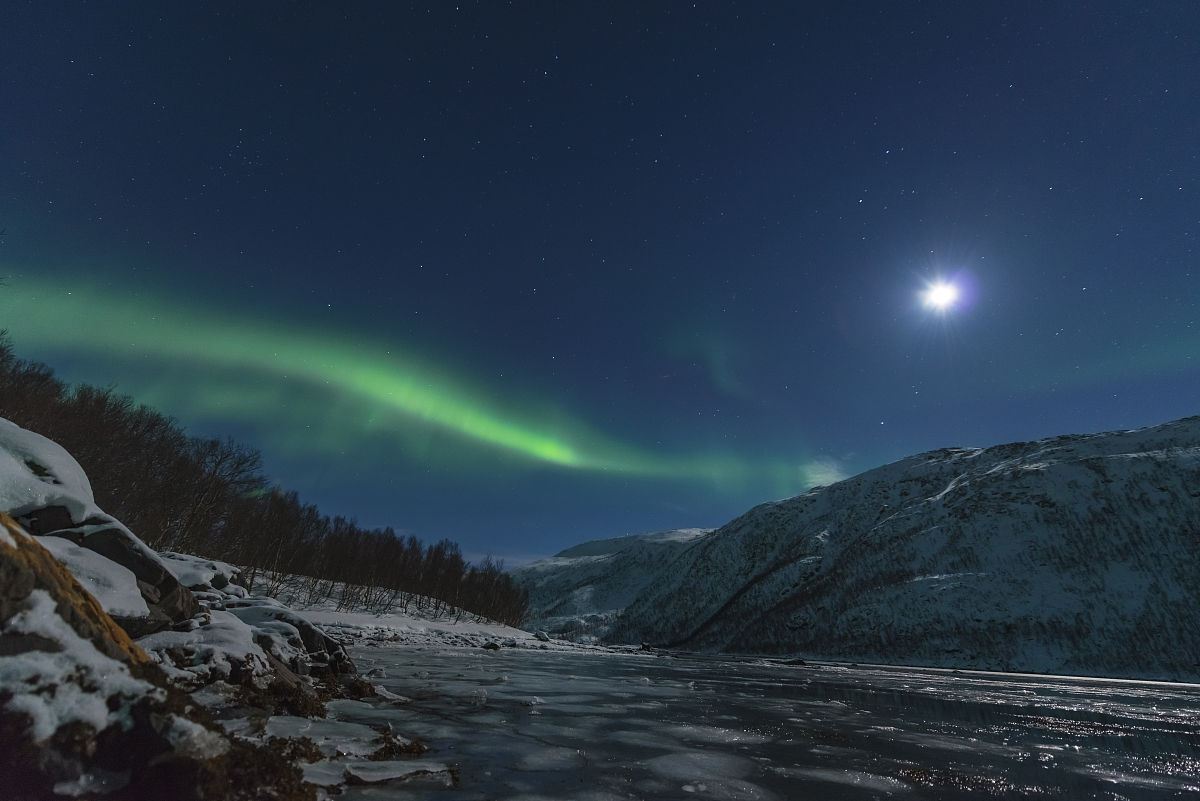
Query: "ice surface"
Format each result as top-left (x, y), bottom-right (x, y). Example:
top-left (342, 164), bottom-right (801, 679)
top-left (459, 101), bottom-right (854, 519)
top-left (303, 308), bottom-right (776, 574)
top-left (299, 759), bottom-right (347, 788)
top-left (265, 714), bottom-right (388, 758)
top-left (343, 759), bottom-right (454, 785)
top-left (324, 645), bottom-right (1200, 801)
top-left (774, 767), bottom-right (908, 793)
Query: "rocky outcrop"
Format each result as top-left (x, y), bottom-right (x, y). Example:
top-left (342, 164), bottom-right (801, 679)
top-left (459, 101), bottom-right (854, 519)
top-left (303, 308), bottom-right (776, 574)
top-left (0, 513), bottom-right (315, 801)
top-left (0, 513), bottom-right (148, 667)
top-left (0, 416), bottom-right (385, 797)
top-left (25, 519), bottom-right (199, 638)
top-left (156, 552), bottom-right (356, 682)
top-left (1, 417), bottom-right (198, 638)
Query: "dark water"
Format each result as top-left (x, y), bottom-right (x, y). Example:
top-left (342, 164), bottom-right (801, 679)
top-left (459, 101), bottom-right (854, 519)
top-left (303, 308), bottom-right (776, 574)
top-left (334, 646), bottom-right (1200, 800)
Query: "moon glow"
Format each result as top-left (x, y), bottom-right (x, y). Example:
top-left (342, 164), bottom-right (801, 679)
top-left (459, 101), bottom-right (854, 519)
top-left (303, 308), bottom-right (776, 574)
top-left (923, 281), bottom-right (960, 310)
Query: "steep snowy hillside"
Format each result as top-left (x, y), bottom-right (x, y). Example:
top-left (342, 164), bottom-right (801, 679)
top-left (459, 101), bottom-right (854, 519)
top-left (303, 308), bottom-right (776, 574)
top-left (608, 416), bottom-right (1200, 682)
top-left (512, 528), bottom-right (710, 641)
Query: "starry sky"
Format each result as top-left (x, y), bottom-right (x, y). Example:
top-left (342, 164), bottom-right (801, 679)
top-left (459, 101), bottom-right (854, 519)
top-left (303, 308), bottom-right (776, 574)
top-left (2, 3), bottom-right (1198, 563)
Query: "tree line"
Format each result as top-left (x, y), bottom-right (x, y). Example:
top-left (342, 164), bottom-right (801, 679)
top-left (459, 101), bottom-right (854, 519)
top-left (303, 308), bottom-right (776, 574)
top-left (0, 332), bottom-right (528, 626)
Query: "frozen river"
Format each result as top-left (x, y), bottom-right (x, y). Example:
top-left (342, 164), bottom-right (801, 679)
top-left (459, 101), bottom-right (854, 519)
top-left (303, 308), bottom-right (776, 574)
top-left (331, 645), bottom-right (1200, 800)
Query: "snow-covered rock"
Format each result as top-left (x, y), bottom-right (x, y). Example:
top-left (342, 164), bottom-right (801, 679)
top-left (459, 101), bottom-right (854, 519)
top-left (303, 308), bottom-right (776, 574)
top-left (0, 513), bottom-right (311, 800)
top-left (511, 528), bottom-right (710, 641)
top-left (602, 416), bottom-right (1200, 682)
top-left (0, 417), bottom-right (353, 684)
top-left (37, 535), bottom-right (151, 618)
top-left (0, 417), bottom-right (198, 636)
top-left (147, 552), bottom-right (355, 684)
top-left (0, 416), bottom-right (414, 797)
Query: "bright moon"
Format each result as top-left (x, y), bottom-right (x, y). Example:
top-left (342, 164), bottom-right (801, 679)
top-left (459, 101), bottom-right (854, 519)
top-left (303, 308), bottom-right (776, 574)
top-left (923, 281), bottom-right (959, 310)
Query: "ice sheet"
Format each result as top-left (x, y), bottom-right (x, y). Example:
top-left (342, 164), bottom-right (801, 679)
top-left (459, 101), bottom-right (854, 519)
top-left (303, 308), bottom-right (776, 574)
top-left (325, 646), bottom-right (1200, 801)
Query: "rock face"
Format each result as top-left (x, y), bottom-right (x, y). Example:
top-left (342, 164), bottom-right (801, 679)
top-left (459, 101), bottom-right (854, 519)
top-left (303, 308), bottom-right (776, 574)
top-left (0, 513), bottom-right (314, 801)
top-left (0, 417), bottom-right (198, 637)
top-left (603, 416), bottom-right (1200, 682)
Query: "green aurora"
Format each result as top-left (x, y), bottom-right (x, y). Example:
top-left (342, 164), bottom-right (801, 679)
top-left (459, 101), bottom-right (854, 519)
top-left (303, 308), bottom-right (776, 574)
top-left (0, 278), bottom-right (840, 495)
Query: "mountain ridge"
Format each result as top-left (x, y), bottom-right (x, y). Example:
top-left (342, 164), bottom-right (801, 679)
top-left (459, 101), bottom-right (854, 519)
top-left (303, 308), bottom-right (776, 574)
top-left (521, 416), bottom-right (1200, 681)
top-left (512, 527), bottom-right (710, 642)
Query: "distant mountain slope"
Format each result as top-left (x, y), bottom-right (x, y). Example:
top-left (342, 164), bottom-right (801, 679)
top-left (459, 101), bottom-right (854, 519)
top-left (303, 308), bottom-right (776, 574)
top-left (602, 416), bottom-right (1200, 682)
top-left (512, 528), bottom-right (710, 641)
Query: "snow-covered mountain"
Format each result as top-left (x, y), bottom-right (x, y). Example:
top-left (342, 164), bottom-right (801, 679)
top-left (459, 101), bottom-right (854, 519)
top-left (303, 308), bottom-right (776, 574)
top-left (512, 528), bottom-right (710, 641)
top-left (566, 417), bottom-right (1200, 681)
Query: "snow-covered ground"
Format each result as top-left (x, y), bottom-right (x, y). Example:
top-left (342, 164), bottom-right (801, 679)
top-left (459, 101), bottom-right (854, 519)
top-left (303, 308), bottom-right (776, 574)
top-left (246, 571), bottom-right (604, 653)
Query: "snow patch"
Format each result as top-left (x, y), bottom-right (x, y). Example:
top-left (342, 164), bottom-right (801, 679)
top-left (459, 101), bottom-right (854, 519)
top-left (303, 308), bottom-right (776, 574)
top-left (38, 535), bottom-right (150, 617)
top-left (0, 417), bottom-right (102, 524)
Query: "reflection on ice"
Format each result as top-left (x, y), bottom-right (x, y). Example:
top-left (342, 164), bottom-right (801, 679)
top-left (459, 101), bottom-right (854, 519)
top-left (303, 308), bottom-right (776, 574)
top-left (664, 723), bottom-right (769, 746)
top-left (328, 647), bottom-right (1200, 800)
top-left (775, 767), bottom-right (909, 794)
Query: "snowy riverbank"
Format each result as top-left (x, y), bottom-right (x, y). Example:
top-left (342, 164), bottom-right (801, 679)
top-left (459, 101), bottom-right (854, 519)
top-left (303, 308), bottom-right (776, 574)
top-left (3, 414), bottom-right (600, 798)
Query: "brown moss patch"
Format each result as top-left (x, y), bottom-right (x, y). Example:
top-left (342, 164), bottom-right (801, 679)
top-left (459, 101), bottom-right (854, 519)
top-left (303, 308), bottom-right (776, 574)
top-left (369, 730), bottom-right (428, 760)
top-left (341, 675), bottom-right (378, 700)
top-left (130, 737), bottom-right (316, 801)
top-left (235, 676), bottom-right (328, 719)
top-left (268, 735), bottom-right (324, 764)
top-left (0, 512), bottom-right (149, 666)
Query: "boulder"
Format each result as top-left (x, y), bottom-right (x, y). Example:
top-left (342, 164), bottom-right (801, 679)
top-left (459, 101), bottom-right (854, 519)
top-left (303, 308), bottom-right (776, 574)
top-left (15, 517), bottom-right (201, 638)
top-left (0, 513), bottom-right (148, 666)
top-left (222, 598), bottom-right (356, 677)
top-left (78, 525), bottom-right (200, 631)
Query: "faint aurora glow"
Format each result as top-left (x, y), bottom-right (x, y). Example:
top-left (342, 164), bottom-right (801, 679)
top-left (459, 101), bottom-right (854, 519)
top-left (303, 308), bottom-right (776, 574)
top-left (0, 278), bottom-right (842, 493)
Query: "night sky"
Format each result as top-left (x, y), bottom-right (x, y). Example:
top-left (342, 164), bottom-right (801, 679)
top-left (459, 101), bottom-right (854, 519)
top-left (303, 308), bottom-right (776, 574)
top-left (2, 3), bottom-right (1198, 563)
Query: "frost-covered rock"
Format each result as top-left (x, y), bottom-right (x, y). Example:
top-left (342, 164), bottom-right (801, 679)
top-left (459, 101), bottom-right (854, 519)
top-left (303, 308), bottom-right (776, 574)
top-left (604, 416), bottom-right (1200, 682)
top-left (38, 534), bottom-right (151, 617)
